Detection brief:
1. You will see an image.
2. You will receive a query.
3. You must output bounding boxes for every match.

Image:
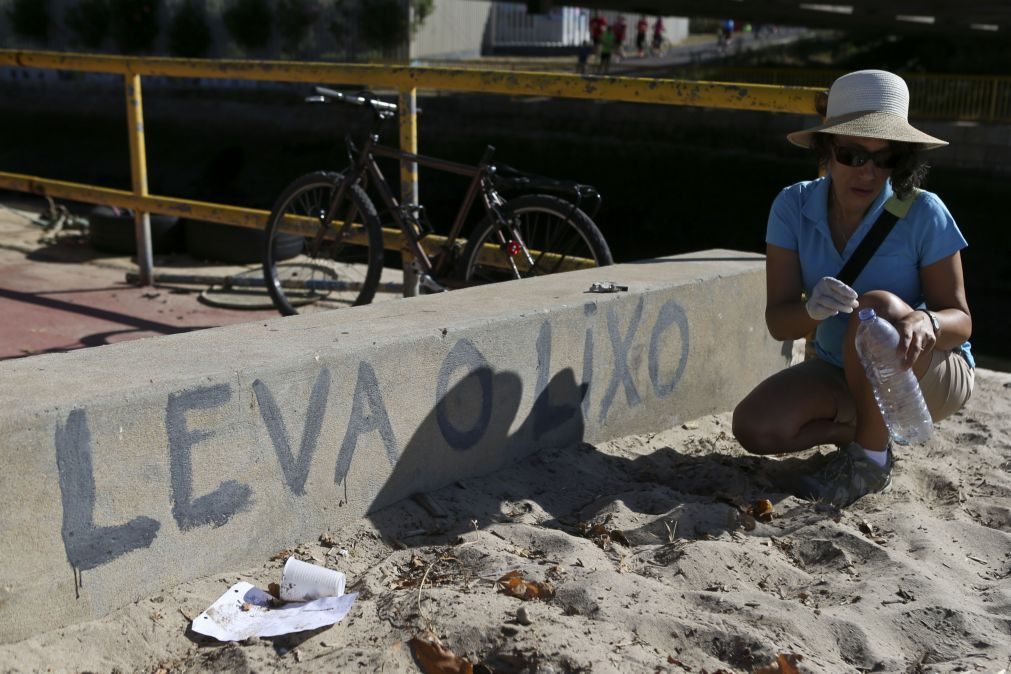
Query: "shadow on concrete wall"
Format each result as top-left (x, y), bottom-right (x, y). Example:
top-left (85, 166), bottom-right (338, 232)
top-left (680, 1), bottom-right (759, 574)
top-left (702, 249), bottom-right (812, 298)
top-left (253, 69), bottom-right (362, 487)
top-left (363, 360), bottom-right (820, 551)
top-left (369, 365), bottom-right (587, 522)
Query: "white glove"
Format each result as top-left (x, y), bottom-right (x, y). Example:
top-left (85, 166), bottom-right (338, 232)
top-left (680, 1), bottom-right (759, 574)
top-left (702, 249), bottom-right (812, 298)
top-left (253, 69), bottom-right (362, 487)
top-left (805, 276), bottom-right (859, 321)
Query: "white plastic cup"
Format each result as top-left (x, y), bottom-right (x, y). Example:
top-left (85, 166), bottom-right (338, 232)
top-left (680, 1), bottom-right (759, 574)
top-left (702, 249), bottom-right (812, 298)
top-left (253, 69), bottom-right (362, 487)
top-left (279, 557), bottom-right (346, 602)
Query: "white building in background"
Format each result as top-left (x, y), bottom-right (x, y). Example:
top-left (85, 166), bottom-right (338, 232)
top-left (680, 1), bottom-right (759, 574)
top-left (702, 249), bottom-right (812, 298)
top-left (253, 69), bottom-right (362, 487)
top-left (485, 4), bottom-right (687, 49)
top-left (411, 1), bottom-right (689, 59)
top-left (486, 4), bottom-right (588, 46)
top-left (0, 0), bottom-right (687, 63)
top-left (411, 0), bottom-right (494, 60)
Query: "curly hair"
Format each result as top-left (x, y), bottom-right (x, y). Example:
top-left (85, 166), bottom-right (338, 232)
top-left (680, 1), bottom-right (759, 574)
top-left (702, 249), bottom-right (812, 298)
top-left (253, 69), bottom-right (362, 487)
top-left (810, 132), bottom-right (930, 199)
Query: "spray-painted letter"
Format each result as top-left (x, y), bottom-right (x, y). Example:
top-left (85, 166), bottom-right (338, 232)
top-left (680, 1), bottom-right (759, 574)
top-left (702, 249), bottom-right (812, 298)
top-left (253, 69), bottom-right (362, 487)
top-left (166, 384), bottom-right (251, 530)
top-left (436, 339), bottom-right (492, 450)
top-left (334, 361), bottom-right (399, 485)
top-left (253, 369), bottom-right (331, 495)
top-left (534, 321), bottom-right (577, 436)
top-left (649, 300), bottom-right (690, 398)
top-left (56, 409), bottom-right (160, 571)
top-left (582, 303), bottom-right (597, 417)
top-left (599, 297), bottom-right (644, 423)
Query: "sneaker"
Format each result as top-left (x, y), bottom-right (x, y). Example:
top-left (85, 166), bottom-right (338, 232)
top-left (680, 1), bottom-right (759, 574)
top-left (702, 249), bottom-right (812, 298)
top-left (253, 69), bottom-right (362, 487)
top-left (797, 442), bottom-right (893, 508)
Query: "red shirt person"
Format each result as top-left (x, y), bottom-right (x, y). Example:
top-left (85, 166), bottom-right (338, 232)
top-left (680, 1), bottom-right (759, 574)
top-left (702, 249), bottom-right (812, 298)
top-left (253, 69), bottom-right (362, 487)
top-left (589, 13), bottom-right (607, 46)
top-left (613, 16), bottom-right (627, 45)
top-left (635, 16), bottom-right (648, 55)
top-left (651, 16), bottom-right (665, 52)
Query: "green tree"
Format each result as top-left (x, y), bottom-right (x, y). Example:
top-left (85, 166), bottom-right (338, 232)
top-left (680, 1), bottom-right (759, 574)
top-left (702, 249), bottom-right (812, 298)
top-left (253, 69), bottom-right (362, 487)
top-left (65, 0), bottom-right (111, 50)
top-left (411, 0), bottom-right (433, 33)
top-left (223, 0), bottom-right (274, 52)
top-left (109, 0), bottom-right (160, 54)
top-left (277, 0), bottom-right (321, 55)
top-left (328, 0), bottom-right (355, 60)
top-left (358, 0), bottom-right (407, 50)
top-left (168, 0), bottom-right (212, 57)
top-left (7, 0), bottom-right (50, 42)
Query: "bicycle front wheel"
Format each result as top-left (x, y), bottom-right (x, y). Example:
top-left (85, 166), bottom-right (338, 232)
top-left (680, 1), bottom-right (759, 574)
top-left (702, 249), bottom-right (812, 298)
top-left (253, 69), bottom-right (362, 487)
top-left (263, 171), bottom-right (385, 316)
top-left (460, 194), bottom-right (613, 285)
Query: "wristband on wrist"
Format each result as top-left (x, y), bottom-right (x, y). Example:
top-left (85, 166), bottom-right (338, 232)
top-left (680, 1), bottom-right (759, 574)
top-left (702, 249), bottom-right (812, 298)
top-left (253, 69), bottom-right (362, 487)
top-left (920, 309), bottom-right (940, 336)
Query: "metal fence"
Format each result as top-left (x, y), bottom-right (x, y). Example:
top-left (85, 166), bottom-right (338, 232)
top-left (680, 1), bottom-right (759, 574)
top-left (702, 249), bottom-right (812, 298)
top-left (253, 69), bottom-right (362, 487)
top-left (670, 67), bottom-right (1011, 123)
top-left (0, 49), bottom-right (823, 284)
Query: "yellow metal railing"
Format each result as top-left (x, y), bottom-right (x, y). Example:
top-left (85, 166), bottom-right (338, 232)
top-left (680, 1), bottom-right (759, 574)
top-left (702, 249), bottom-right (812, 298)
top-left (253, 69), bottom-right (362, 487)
top-left (0, 49), bottom-right (823, 285)
top-left (673, 66), bottom-right (1011, 123)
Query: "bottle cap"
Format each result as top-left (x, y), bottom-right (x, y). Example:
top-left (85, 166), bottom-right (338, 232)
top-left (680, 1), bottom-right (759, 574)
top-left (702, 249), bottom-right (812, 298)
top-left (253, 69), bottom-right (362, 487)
top-left (858, 308), bottom-right (876, 320)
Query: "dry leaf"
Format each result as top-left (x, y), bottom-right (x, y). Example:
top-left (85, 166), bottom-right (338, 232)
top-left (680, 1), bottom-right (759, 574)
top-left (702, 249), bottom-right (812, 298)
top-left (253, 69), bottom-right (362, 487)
top-left (495, 570), bottom-right (556, 601)
top-left (577, 521), bottom-right (628, 549)
top-left (266, 582), bottom-right (281, 599)
top-left (409, 634), bottom-right (474, 674)
top-left (319, 533), bottom-right (339, 547)
top-left (754, 653), bottom-right (803, 674)
top-left (512, 546), bottom-right (544, 560)
top-left (610, 529), bottom-right (631, 546)
top-left (749, 499), bottom-right (775, 522)
top-left (270, 544), bottom-right (311, 561)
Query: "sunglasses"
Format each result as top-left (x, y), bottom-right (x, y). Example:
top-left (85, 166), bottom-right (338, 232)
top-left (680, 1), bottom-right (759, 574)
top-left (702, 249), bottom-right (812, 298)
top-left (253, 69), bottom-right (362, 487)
top-left (832, 144), bottom-right (901, 169)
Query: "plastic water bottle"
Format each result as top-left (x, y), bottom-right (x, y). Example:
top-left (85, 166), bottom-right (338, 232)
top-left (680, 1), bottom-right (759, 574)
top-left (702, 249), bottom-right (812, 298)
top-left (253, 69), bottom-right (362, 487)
top-left (854, 308), bottom-right (933, 445)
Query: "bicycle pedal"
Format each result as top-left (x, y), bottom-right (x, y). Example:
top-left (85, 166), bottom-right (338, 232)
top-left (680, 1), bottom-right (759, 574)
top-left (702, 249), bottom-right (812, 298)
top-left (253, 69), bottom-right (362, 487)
top-left (419, 273), bottom-right (447, 293)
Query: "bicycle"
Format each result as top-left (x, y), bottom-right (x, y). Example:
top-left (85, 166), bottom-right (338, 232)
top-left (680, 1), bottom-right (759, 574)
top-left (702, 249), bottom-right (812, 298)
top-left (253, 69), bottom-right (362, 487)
top-left (261, 87), bottom-right (613, 316)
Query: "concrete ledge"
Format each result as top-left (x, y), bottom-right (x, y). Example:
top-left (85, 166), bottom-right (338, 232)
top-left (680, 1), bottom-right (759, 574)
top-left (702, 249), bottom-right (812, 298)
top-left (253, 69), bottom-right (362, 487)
top-left (0, 249), bottom-right (791, 642)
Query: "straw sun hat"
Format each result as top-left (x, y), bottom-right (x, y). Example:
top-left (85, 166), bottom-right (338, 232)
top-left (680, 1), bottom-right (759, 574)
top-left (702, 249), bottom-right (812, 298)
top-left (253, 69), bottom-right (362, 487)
top-left (787, 69), bottom-right (948, 150)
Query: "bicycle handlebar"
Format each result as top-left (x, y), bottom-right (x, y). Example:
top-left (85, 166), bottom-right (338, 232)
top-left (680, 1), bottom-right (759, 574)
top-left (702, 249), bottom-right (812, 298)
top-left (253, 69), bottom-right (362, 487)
top-left (311, 86), bottom-right (400, 116)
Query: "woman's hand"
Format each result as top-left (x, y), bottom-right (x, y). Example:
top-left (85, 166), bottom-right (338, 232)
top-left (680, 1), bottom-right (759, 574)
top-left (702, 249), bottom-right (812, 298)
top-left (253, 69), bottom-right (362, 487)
top-left (805, 276), bottom-right (859, 321)
top-left (895, 309), bottom-right (937, 369)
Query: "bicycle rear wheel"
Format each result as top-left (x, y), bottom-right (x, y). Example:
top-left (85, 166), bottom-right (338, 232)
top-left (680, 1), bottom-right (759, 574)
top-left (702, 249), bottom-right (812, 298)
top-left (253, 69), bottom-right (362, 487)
top-left (263, 171), bottom-right (385, 316)
top-left (459, 193), bottom-right (613, 284)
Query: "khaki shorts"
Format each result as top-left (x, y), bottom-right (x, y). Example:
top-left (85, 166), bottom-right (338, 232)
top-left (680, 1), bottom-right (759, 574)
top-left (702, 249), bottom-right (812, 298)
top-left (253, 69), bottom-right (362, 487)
top-left (828, 349), bottom-right (974, 425)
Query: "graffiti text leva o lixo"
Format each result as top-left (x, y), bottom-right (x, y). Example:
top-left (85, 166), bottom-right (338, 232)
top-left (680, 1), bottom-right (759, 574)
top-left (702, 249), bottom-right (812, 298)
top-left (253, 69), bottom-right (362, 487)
top-left (53, 302), bottom-right (689, 570)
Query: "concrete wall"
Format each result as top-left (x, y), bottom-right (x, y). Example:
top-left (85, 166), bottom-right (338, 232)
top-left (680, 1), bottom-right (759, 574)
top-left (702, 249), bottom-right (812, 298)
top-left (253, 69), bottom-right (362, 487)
top-left (0, 250), bottom-right (792, 642)
top-left (411, 0), bottom-right (492, 60)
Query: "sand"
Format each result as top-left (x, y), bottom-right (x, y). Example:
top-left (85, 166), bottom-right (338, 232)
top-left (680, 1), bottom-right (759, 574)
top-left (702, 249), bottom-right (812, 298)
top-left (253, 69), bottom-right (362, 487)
top-left (2, 369), bottom-right (1009, 674)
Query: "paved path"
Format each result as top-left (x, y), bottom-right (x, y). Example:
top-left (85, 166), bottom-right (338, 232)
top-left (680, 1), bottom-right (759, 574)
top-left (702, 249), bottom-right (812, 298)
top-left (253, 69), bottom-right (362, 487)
top-left (0, 198), bottom-right (399, 361)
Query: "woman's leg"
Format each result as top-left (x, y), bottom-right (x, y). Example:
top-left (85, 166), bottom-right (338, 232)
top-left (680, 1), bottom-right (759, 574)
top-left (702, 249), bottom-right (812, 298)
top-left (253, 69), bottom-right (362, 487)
top-left (790, 292), bottom-right (945, 508)
top-left (733, 358), bottom-right (855, 455)
top-left (919, 349), bottom-right (974, 422)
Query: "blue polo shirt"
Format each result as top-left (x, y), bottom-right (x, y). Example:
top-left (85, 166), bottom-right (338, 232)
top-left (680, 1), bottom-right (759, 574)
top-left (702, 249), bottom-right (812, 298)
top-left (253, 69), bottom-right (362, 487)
top-left (767, 177), bottom-right (973, 368)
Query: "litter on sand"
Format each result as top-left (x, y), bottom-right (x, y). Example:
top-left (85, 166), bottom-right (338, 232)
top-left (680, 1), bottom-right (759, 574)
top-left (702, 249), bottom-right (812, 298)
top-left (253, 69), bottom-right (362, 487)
top-left (191, 581), bottom-right (356, 641)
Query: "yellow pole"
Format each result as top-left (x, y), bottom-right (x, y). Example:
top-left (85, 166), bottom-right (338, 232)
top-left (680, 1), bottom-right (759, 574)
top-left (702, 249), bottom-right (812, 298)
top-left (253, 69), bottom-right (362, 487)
top-left (987, 77), bottom-right (999, 122)
top-left (124, 73), bottom-right (153, 286)
top-left (0, 51), bottom-right (822, 115)
top-left (399, 87), bottom-right (420, 297)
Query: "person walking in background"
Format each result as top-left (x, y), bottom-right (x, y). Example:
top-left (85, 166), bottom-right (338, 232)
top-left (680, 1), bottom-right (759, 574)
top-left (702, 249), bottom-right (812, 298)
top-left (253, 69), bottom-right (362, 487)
top-left (650, 17), bottom-right (665, 56)
top-left (635, 15), bottom-right (649, 57)
top-left (576, 40), bottom-right (592, 75)
top-left (732, 70), bottom-right (974, 508)
top-left (597, 25), bottom-right (615, 74)
top-left (612, 15), bottom-right (627, 62)
top-left (717, 18), bottom-right (735, 54)
top-left (723, 18), bottom-right (735, 43)
top-left (588, 11), bottom-right (607, 59)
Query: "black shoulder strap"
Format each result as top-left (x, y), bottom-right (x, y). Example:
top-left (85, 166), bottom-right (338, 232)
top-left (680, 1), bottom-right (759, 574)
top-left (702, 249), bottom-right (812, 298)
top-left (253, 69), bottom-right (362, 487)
top-left (836, 210), bottom-right (899, 287)
top-left (836, 188), bottom-right (921, 287)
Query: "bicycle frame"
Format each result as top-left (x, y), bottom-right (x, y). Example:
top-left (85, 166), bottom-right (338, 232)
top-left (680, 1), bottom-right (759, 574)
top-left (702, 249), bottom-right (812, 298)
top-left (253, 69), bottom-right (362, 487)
top-left (328, 124), bottom-right (504, 282)
top-left (262, 88), bottom-right (613, 316)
